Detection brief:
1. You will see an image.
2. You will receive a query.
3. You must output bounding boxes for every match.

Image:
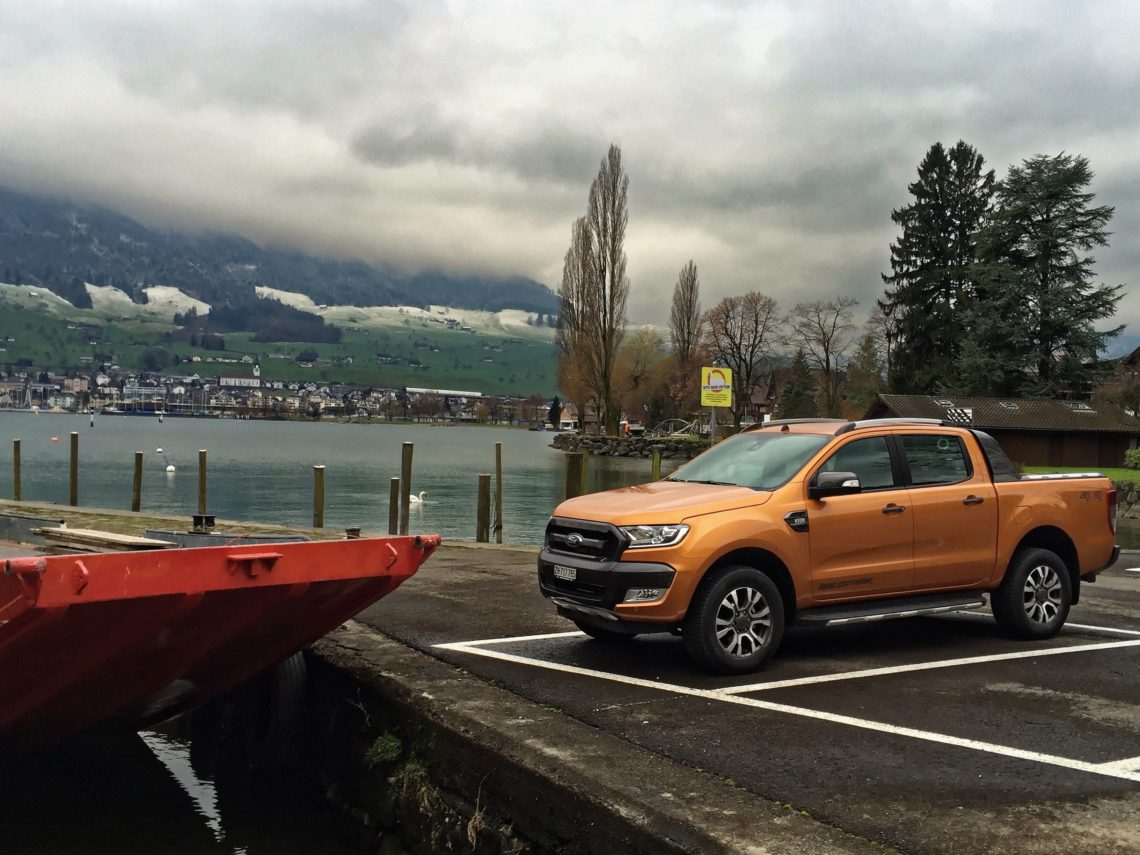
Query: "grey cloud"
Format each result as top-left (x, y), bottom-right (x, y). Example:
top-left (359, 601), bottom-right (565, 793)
top-left (351, 118), bottom-right (602, 187)
top-left (0, 0), bottom-right (1138, 332)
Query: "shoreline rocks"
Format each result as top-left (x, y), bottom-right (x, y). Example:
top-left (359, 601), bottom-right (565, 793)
top-left (550, 432), bottom-right (703, 460)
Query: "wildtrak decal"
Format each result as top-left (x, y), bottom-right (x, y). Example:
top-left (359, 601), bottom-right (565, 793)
top-left (819, 578), bottom-right (874, 591)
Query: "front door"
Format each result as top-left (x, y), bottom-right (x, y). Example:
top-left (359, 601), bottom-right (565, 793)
top-left (807, 435), bottom-right (914, 600)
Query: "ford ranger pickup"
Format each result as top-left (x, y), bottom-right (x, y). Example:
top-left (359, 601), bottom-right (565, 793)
top-left (538, 418), bottom-right (1120, 673)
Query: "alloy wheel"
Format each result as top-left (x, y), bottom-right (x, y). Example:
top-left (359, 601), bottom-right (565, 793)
top-left (714, 586), bottom-right (772, 657)
top-left (1022, 564), bottom-right (1063, 625)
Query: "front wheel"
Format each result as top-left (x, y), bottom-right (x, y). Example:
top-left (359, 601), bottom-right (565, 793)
top-left (683, 566), bottom-right (785, 673)
top-left (991, 548), bottom-right (1072, 639)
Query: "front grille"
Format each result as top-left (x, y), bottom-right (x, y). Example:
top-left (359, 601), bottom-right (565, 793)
top-left (545, 577), bottom-right (606, 604)
top-left (545, 518), bottom-right (624, 561)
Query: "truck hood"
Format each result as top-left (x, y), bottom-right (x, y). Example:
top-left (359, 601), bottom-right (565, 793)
top-left (553, 479), bottom-right (771, 525)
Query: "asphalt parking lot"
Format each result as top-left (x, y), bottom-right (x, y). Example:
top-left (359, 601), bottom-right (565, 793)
top-left (359, 545), bottom-right (1140, 854)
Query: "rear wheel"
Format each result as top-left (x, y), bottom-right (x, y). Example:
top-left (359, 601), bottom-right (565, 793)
top-left (992, 548), bottom-right (1071, 639)
top-left (683, 565), bottom-right (785, 673)
top-left (573, 619), bottom-right (637, 642)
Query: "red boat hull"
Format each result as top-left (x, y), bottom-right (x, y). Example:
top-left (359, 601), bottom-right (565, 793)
top-left (0, 535), bottom-right (439, 745)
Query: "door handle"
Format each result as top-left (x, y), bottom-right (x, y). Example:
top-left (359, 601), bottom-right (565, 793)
top-left (962, 495), bottom-right (985, 506)
top-left (882, 504), bottom-right (905, 515)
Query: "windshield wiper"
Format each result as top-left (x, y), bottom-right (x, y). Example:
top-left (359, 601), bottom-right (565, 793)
top-left (669, 478), bottom-right (737, 486)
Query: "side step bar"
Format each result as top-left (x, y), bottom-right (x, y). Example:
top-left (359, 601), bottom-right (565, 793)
top-left (796, 593), bottom-right (988, 627)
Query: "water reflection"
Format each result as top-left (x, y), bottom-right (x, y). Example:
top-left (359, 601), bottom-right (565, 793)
top-left (0, 729), bottom-right (364, 855)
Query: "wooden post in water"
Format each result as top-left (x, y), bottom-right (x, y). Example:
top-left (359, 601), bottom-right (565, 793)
top-left (476, 474), bottom-right (491, 542)
top-left (580, 447), bottom-right (590, 495)
top-left (493, 442), bottom-right (503, 544)
top-left (564, 452), bottom-right (583, 500)
top-left (312, 465), bottom-right (326, 528)
top-left (132, 452), bottom-right (143, 512)
top-left (198, 449), bottom-right (208, 515)
top-left (388, 477), bottom-right (400, 535)
top-left (651, 450), bottom-right (662, 480)
top-left (69, 432), bottom-right (79, 506)
top-left (399, 442), bottom-right (413, 535)
top-left (12, 439), bottom-right (20, 501)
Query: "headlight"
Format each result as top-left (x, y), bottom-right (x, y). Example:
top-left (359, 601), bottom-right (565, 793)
top-left (619, 524), bottom-right (689, 549)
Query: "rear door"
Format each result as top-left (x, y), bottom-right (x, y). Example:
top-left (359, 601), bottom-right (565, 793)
top-left (807, 434), bottom-right (914, 600)
top-left (899, 432), bottom-right (998, 590)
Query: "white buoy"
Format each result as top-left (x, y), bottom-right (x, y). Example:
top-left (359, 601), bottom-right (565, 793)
top-left (166, 464), bottom-right (176, 473)
top-left (156, 447), bottom-right (163, 454)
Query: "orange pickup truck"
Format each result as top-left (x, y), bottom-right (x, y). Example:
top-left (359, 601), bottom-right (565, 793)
top-left (538, 418), bottom-right (1120, 673)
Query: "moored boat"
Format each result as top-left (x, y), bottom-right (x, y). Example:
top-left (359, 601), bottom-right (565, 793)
top-left (0, 534), bottom-right (440, 746)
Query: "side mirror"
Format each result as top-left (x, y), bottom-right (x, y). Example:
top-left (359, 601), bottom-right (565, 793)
top-left (810, 470), bottom-right (861, 500)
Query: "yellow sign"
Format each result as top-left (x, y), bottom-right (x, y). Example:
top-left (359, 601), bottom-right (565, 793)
top-left (700, 366), bottom-right (733, 407)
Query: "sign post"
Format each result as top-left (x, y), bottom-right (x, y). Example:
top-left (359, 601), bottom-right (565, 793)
top-left (700, 366), bottom-right (733, 447)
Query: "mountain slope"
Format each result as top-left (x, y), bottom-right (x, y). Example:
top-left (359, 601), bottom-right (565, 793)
top-left (0, 186), bottom-right (558, 314)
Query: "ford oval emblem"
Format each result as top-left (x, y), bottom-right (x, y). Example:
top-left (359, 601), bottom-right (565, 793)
top-left (567, 533), bottom-right (584, 547)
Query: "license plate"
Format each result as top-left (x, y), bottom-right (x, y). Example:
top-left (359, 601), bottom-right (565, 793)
top-left (553, 564), bottom-right (577, 582)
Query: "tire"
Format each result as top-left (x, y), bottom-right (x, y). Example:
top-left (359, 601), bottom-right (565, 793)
top-left (991, 548), bottom-right (1072, 639)
top-left (683, 565), bottom-right (785, 674)
top-left (574, 619), bottom-right (637, 642)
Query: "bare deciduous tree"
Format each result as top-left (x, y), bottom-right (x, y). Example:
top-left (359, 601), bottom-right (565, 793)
top-left (669, 260), bottom-right (702, 366)
top-left (703, 292), bottom-right (780, 429)
top-left (784, 297), bottom-right (858, 417)
top-left (556, 144), bottom-right (630, 435)
top-left (616, 326), bottom-right (668, 426)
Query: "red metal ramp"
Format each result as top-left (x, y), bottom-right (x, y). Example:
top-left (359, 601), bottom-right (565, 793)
top-left (0, 535), bottom-right (439, 745)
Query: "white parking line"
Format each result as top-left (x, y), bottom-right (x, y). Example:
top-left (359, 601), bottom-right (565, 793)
top-left (1093, 755), bottom-right (1140, 774)
top-left (438, 640), bottom-right (1140, 784)
top-left (720, 638), bottom-right (1140, 694)
top-left (1065, 622), bottom-right (1140, 637)
top-left (438, 623), bottom-right (1140, 783)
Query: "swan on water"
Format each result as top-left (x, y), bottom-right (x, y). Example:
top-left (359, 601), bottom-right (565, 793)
top-left (409, 491), bottom-right (427, 504)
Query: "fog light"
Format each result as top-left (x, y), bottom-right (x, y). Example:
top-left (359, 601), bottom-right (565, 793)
top-left (623, 587), bottom-right (666, 603)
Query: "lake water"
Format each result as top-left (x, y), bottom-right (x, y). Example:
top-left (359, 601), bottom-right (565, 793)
top-left (3, 411), bottom-right (1138, 549)
top-left (0, 412), bottom-right (661, 545)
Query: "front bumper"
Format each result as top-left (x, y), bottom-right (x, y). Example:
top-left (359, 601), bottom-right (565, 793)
top-left (537, 549), bottom-right (676, 615)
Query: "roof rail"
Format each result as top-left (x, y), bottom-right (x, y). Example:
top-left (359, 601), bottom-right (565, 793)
top-left (837, 418), bottom-right (952, 434)
top-left (743, 418), bottom-right (851, 434)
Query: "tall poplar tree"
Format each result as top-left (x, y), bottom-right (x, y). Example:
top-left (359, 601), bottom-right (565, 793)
top-left (669, 260), bottom-right (702, 366)
top-left (556, 144), bottom-right (630, 435)
top-left (880, 141), bottom-right (994, 393)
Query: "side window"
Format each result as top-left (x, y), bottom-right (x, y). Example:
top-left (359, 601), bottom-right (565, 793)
top-left (902, 435), bottom-right (971, 486)
top-left (819, 436), bottom-right (896, 490)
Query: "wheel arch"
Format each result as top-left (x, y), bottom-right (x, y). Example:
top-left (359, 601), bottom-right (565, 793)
top-left (1010, 526), bottom-right (1080, 605)
top-left (703, 547), bottom-right (797, 620)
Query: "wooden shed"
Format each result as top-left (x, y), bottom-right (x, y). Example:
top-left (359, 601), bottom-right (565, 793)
top-left (865, 394), bottom-right (1140, 468)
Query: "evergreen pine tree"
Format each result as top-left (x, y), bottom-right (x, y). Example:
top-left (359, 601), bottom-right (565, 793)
top-left (779, 350), bottom-right (818, 418)
top-left (880, 141), bottom-right (994, 393)
top-left (961, 153), bottom-right (1123, 398)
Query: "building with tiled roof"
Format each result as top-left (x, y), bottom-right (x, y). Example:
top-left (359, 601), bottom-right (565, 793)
top-left (866, 394), bottom-right (1140, 468)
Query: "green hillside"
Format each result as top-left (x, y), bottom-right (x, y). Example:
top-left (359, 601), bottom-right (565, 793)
top-left (0, 290), bottom-right (557, 396)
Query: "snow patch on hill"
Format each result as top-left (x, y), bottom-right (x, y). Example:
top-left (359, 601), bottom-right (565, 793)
top-left (0, 282), bottom-right (76, 316)
top-left (251, 286), bottom-right (555, 340)
top-left (85, 284), bottom-right (209, 321)
top-left (256, 285), bottom-right (320, 312)
top-left (143, 286), bottom-right (210, 316)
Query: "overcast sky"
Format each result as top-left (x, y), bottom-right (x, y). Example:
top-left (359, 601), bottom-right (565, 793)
top-left (0, 0), bottom-right (1137, 341)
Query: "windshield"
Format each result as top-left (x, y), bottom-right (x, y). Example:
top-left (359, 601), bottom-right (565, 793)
top-left (667, 431), bottom-right (831, 491)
